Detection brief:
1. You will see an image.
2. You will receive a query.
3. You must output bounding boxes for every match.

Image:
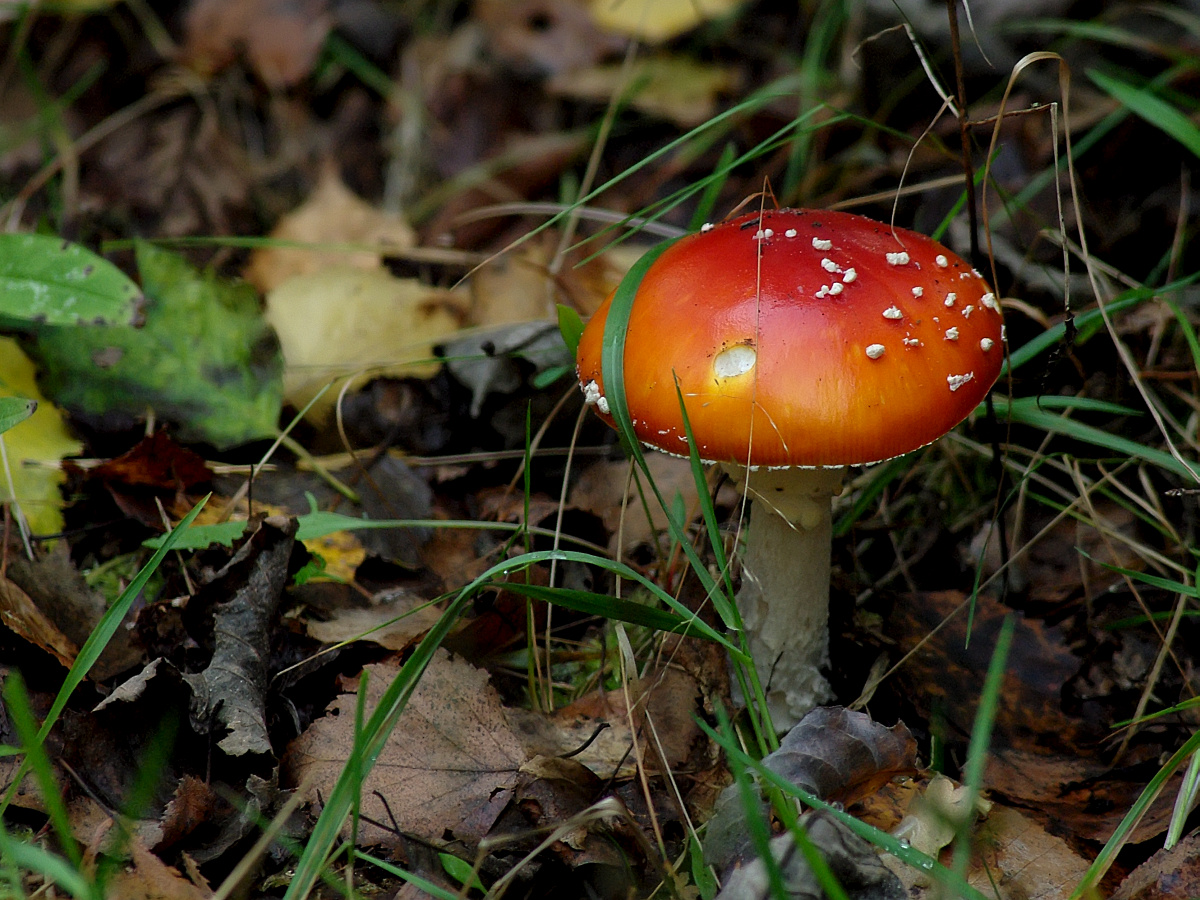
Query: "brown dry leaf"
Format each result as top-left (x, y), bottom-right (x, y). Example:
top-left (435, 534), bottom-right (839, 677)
top-left (704, 707), bottom-right (916, 875)
top-left (93, 105), bottom-right (251, 237)
top-left (264, 266), bottom-right (466, 421)
top-left (84, 431), bottom-right (212, 491)
top-left (588, 0), bottom-right (746, 43)
top-left (105, 833), bottom-right (209, 900)
top-left (509, 662), bottom-right (702, 780)
top-left (5, 545), bottom-right (141, 680)
top-left (1112, 829), bottom-right (1200, 899)
top-left (890, 590), bottom-right (1096, 755)
top-left (183, 0), bottom-right (332, 89)
top-left (986, 748), bottom-right (1183, 845)
top-left (571, 454), bottom-right (701, 555)
top-left (768, 707), bottom-right (918, 809)
top-left (549, 56), bottom-right (738, 127)
top-left (306, 595), bottom-right (442, 651)
top-left (475, 0), bottom-right (626, 75)
top-left (965, 805), bottom-right (1091, 900)
top-left (969, 499), bottom-right (1142, 603)
top-left (0, 577), bottom-right (78, 670)
top-left (244, 168), bottom-right (416, 294)
top-left (157, 775), bottom-right (220, 852)
top-left (285, 650), bottom-right (525, 849)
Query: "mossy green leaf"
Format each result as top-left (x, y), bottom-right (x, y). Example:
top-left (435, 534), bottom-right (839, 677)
top-left (24, 242), bottom-right (283, 449)
top-left (0, 233), bottom-right (143, 327)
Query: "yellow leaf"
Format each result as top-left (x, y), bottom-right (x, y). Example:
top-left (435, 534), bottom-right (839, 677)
top-left (0, 338), bottom-right (83, 537)
top-left (589, 0), bottom-right (745, 43)
top-left (244, 167), bottom-right (416, 295)
top-left (264, 266), bottom-right (466, 421)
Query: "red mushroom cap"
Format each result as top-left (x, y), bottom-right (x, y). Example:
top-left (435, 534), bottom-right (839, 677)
top-left (576, 208), bottom-right (1005, 467)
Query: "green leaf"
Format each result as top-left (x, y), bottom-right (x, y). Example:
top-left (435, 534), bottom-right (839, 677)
top-left (557, 303), bottom-right (586, 357)
top-left (24, 241), bottom-right (283, 449)
top-left (0, 397), bottom-right (36, 434)
top-left (0, 234), bottom-right (143, 328)
top-left (438, 853), bottom-right (484, 892)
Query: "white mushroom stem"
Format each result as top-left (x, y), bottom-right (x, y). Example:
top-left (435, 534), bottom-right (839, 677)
top-left (724, 464), bottom-right (846, 730)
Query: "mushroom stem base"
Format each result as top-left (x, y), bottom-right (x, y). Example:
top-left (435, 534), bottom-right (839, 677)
top-left (727, 465), bottom-right (845, 730)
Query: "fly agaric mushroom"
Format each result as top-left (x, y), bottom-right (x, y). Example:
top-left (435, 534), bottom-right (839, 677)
top-left (576, 208), bottom-right (1004, 728)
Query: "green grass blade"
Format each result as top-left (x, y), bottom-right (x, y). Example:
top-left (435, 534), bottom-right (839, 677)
top-left (951, 615), bottom-right (1014, 880)
top-left (0, 823), bottom-right (94, 899)
top-left (992, 396), bottom-right (1200, 480)
top-left (490, 580), bottom-right (721, 639)
top-left (1070, 728), bottom-right (1200, 898)
top-left (1088, 68), bottom-right (1200, 159)
top-left (3, 674), bottom-right (84, 874)
top-left (699, 717), bottom-right (991, 900)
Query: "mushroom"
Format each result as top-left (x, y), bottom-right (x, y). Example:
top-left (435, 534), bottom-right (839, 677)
top-left (575, 208), bottom-right (1004, 729)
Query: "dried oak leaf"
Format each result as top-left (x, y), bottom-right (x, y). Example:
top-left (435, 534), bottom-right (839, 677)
top-left (284, 649), bottom-right (525, 850)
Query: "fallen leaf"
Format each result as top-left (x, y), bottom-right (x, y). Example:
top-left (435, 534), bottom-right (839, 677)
top-left (0, 576), bottom-right (78, 669)
top-left (549, 56), bottom-right (738, 127)
top-left (968, 805), bottom-right (1091, 900)
top-left (715, 810), bottom-right (906, 900)
top-left (985, 748), bottom-right (1184, 845)
top-left (285, 650), bottom-right (525, 850)
top-left (183, 517), bottom-right (298, 756)
top-left (183, 0), bottom-right (333, 89)
top-left (572, 453), bottom-right (702, 555)
top-left (475, 0), bottom-right (626, 75)
top-left (104, 833), bottom-right (209, 900)
top-left (6, 544), bottom-right (141, 680)
top-left (244, 167), bottom-right (416, 294)
top-left (25, 242), bottom-right (284, 449)
top-left (306, 595), bottom-right (442, 651)
top-left (1112, 828), bottom-right (1200, 899)
top-left (0, 337), bottom-right (83, 536)
top-left (264, 266), bottom-right (465, 422)
top-left (588, 0), bottom-right (746, 43)
top-left (84, 431), bottom-right (212, 491)
top-left (704, 707), bottom-right (917, 875)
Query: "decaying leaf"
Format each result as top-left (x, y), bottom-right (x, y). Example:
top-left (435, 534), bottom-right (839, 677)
top-left (571, 453), bottom-right (702, 555)
top-left (968, 805), bottom-right (1091, 900)
top-left (285, 650), bottom-right (525, 850)
top-left (104, 833), bottom-right (209, 900)
top-left (475, 0), bottom-right (626, 75)
top-left (6, 543), bottom-right (141, 680)
top-left (704, 707), bottom-right (917, 877)
top-left (0, 337), bottom-right (83, 536)
top-left (1112, 828), bottom-right (1200, 899)
top-left (306, 593), bottom-right (442, 651)
top-left (0, 576), bottom-right (78, 670)
top-left (264, 266), bottom-right (465, 422)
top-left (184, 516), bottom-right (298, 756)
top-left (244, 167), bottom-right (417, 295)
top-left (715, 810), bottom-right (906, 900)
top-left (890, 773), bottom-right (982, 860)
top-left (24, 242), bottom-right (284, 449)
